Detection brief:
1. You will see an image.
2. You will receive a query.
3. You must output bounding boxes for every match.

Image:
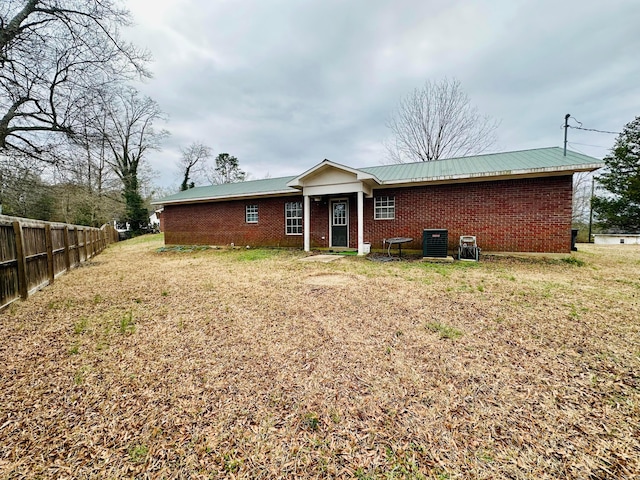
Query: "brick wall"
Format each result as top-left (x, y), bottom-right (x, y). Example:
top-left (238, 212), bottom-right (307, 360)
top-left (308, 196), bottom-right (358, 249)
top-left (363, 176), bottom-right (573, 253)
top-left (164, 196), bottom-right (304, 247)
top-left (163, 175), bottom-right (574, 253)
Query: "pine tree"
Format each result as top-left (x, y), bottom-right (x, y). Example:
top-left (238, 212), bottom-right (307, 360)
top-left (211, 153), bottom-right (245, 184)
top-left (592, 116), bottom-right (640, 231)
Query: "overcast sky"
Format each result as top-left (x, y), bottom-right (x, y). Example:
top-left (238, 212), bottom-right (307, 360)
top-left (123, 0), bottom-right (639, 189)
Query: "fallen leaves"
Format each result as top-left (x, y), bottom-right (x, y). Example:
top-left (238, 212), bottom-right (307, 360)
top-left (0, 238), bottom-right (639, 478)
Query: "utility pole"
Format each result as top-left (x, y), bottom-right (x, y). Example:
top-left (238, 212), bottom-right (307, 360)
top-left (563, 113), bottom-right (570, 156)
top-left (588, 176), bottom-right (595, 243)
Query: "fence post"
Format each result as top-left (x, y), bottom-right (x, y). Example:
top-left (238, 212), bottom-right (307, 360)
top-left (63, 226), bottom-right (71, 272)
top-left (45, 224), bottom-right (54, 285)
top-left (77, 227), bottom-right (82, 264)
top-left (83, 228), bottom-right (89, 261)
top-left (12, 221), bottom-right (28, 300)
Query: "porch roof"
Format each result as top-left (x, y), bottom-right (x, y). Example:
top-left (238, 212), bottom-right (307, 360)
top-left (285, 159), bottom-right (381, 189)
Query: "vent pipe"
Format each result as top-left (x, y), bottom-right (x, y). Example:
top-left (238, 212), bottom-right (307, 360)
top-left (563, 113), bottom-right (570, 156)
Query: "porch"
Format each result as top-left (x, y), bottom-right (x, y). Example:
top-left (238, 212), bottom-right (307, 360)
top-left (287, 160), bottom-right (381, 256)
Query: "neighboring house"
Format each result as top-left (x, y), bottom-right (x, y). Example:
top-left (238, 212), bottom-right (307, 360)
top-left (593, 234), bottom-right (640, 245)
top-left (114, 211), bottom-right (162, 239)
top-left (152, 147), bottom-right (603, 254)
top-left (149, 208), bottom-right (163, 232)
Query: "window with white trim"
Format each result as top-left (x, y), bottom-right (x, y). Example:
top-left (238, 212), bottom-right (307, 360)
top-left (285, 201), bottom-right (303, 235)
top-left (246, 204), bottom-right (258, 223)
top-left (374, 196), bottom-right (395, 219)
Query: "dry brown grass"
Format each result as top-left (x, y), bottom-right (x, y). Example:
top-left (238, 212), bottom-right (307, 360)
top-left (1, 235), bottom-right (639, 479)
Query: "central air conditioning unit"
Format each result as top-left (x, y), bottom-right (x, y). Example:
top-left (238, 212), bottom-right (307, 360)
top-left (422, 229), bottom-right (448, 258)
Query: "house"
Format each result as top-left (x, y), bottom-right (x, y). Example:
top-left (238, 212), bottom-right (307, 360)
top-left (152, 147), bottom-right (603, 254)
top-left (149, 208), bottom-right (163, 232)
top-left (593, 234), bottom-right (640, 245)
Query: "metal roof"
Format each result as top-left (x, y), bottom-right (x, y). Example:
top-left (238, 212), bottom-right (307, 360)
top-left (153, 147), bottom-right (603, 205)
top-left (154, 176), bottom-right (299, 205)
top-left (358, 147), bottom-right (602, 183)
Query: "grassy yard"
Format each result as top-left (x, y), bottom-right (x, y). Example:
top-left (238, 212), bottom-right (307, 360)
top-left (1, 234), bottom-right (639, 479)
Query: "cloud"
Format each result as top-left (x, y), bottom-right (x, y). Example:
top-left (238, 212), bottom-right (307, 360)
top-left (124, 0), bottom-right (640, 188)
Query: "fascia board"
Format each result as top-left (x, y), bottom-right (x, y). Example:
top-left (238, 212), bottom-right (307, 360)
top-left (377, 163), bottom-right (604, 187)
top-left (151, 189), bottom-right (299, 206)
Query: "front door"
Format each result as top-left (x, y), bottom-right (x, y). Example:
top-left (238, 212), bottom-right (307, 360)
top-left (330, 200), bottom-right (348, 247)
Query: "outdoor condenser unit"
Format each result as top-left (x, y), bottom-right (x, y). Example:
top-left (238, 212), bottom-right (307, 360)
top-left (423, 229), bottom-right (448, 258)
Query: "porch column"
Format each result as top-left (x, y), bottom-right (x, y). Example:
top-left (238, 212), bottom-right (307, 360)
top-left (303, 194), bottom-right (311, 252)
top-left (357, 190), bottom-right (364, 255)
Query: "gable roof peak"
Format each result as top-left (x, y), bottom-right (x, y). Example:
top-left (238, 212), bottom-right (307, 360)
top-left (286, 158), bottom-right (381, 188)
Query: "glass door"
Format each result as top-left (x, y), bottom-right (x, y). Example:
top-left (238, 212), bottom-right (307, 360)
top-left (330, 200), bottom-right (348, 247)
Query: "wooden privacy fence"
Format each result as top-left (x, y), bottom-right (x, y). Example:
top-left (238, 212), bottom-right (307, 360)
top-left (0, 215), bottom-right (119, 310)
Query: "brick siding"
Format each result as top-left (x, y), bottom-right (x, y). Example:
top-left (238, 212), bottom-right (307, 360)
top-left (164, 196), bottom-right (304, 247)
top-left (163, 175), bottom-right (574, 253)
top-left (363, 176), bottom-right (573, 253)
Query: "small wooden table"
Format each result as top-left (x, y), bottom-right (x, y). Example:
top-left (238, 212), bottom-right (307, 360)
top-left (385, 237), bottom-right (413, 258)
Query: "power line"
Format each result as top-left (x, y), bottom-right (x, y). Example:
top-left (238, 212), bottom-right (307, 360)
top-left (566, 116), bottom-right (619, 135)
top-left (566, 144), bottom-right (587, 155)
top-left (568, 125), bottom-right (620, 135)
top-left (562, 113), bottom-right (619, 157)
top-left (568, 116), bottom-right (582, 128)
top-left (567, 141), bottom-right (610, 149)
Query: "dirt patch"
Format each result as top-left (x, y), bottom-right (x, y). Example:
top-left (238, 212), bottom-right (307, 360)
top-left (298, 254), bottom-right (344, 263)
top-left (304, 273), bottom-right (355, 286)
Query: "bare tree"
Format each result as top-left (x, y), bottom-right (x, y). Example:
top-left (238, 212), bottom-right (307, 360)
top-left (386, 78), bottom-right (499, 163)
top-left (572, 172), bottom-right (593, 224)
top-left (97, 87), bottom-right (168, 232)
top-left (0, 159), bottom-right (55, 219)
top-left (178, 142), bottom-right (212, 191)
top-left (55, 111), bottom-right (124, 226)
top-left (0, 0), bottom-right (149, 161)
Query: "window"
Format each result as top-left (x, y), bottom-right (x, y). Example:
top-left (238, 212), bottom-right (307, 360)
top-left (285, 201), bottom-right (303, 235)
top-left (374, 196), bottom-right (395, 219)
top-left (246, 204), bottom-right (258, 223)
